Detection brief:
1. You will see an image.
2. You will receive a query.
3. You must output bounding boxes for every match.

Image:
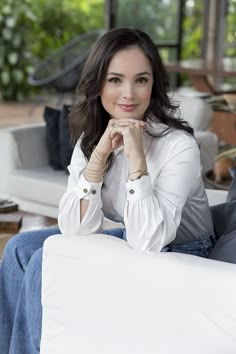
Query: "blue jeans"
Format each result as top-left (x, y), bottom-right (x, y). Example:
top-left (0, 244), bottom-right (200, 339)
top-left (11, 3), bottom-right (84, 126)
top-left (0, 227), bottom-right (215, 353)
top-left (0, 227), bottom-right (61, 354)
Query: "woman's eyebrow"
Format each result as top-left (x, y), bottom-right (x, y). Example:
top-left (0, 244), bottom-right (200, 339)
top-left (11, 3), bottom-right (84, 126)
top-left (106, 72), bottom-right (124, 77)
top-left (135, 71), bottom-right (152, 77)
top-left (106, 71), bottom-right (152, 77)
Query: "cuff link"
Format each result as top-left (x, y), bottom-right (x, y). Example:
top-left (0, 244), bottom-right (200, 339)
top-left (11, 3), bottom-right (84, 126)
top-left (92, 189), bottom-right (96, 194)
top-left (129, 189), bottom-right (135, 194)
top-left (83, 188), bottom-right (88, 193)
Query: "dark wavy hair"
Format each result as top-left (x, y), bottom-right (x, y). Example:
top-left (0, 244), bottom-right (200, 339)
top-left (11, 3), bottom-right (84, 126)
top-left (69, 27), bottom-right (194, 164)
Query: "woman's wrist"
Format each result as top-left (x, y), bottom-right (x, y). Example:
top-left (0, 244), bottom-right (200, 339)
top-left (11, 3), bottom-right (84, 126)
top-left (128, 155), bottom-right (148, 181)
top-left (84, 148), bottom-right (109, 183)
top-left (128, 169), bottom-right (149, 181)
top-left (94, 147), bottom-right (110, 161)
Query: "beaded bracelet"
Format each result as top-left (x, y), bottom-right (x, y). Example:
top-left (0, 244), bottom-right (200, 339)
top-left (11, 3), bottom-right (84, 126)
top-left (128, 170), bottom-right (149, 181)
top-left (129, 169), bottom-right (149, 176)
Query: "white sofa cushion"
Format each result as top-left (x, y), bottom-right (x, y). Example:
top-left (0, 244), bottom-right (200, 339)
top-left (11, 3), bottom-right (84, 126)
top-left (8, 167), bottom-right (67, 207)
top-left (41, 234), bottom-right (236, 354)
top-left (173, 93), bottom-right (213, 131)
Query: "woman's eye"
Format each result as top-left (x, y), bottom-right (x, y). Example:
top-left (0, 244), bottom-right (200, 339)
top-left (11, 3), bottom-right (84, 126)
top-left (108, 77), bottom-right (121, 83)
top-left (136, 77), bottom-right (148, 84)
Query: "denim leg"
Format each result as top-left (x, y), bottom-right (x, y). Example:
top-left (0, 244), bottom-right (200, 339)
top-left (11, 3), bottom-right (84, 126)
top-left (9, 248), bottom-right (43, 354)
top-left (0, 227), bottom-right (60, 354)
top-left (102, 228), bottom-right (126, 241)
top-left (163, 234), bottom-right (216, 258)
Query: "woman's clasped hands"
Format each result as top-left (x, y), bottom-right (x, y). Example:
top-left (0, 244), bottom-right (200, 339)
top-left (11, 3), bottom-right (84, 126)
top-left (96, 118), bottom-right (148, 159)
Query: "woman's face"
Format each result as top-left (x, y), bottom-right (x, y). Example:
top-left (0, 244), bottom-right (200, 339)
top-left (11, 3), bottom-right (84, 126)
top-left (100, 46), bottom-right (153, 121)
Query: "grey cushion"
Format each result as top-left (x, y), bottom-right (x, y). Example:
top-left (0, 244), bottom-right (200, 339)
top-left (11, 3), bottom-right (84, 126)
top-left (208, 173), bottom-right (236, 264)
top-left (209, 229), bottom-right (236, 264)
top-left (226, 167), bottom-right (236, 202)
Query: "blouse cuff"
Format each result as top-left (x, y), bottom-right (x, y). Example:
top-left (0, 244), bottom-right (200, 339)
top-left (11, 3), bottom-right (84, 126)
top-left (126, 174), bottom-right (152, 202)
top-left (74, 173), bottom-right (103, 201)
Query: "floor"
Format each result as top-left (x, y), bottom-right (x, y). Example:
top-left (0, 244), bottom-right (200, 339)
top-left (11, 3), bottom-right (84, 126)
top-left (0, 101), bottom-right (45, 128)
top-left (0, 94), bottom-right (74, 128)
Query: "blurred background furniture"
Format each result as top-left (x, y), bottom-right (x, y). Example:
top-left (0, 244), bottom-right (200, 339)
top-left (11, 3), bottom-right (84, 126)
top-left (0, 123), bottom-right (67, 218)
top-left (165, 58), bottom-right (236, 95)
top-left (40, 187), bottom-right (236, 354)
top-left (209, 110), bottom-right (236, 146)
top-left (28, 30), bottom-right (103, 107)
top-left (0, 95), bottom-right (218, 218)
top-left (28, 29), bottom-right (103, 93)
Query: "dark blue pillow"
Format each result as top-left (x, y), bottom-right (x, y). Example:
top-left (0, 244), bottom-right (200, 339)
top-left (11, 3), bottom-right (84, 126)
top-left (43, 106), bottom-right (62, 170)
top-left (43, 105), bottom-right (73, 172)
top-left (59, 105), bottom-right (73, 173)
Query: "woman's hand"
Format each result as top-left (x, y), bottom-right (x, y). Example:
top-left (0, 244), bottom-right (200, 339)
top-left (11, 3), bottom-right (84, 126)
top-left (96, 118), bottom-right (147, 158)
top-left (110, 119), bottom-right (147, 160)
top-left (88, 118), bottom-right (148, 182)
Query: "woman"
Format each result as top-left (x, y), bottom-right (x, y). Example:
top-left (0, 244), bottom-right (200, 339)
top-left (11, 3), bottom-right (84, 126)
top-left (0, 28), bottom-right (215, 354)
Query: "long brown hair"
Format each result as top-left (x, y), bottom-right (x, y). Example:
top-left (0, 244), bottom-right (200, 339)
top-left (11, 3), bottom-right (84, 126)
top-left (69, 27), bottom-right (194, 163)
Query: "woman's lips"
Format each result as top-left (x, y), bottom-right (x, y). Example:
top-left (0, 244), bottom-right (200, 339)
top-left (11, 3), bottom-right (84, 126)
top-left (117, 104), bottom-right (138, 112)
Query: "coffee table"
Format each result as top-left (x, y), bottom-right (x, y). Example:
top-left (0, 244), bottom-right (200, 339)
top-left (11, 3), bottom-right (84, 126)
top-left (0, 210), bottom-right (57, 259)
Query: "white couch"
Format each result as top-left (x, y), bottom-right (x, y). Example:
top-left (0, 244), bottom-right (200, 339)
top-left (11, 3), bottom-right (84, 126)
top-left (0, 96), bottom-right (218, 218)
top-left (0, 123), bottom-right (67, 218)
top-left (40, 189), bottom-right (236, 354)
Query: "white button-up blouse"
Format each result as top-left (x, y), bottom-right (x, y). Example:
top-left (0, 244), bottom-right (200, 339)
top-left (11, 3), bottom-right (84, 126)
top-left (58, 123), bottom-right (214, 252)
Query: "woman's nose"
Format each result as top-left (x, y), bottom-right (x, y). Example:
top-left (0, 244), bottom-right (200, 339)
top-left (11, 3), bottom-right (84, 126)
top-left (122, 83), bottom-right (135, 99)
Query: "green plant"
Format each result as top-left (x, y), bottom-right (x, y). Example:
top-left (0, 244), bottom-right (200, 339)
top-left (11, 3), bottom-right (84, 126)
top-left (30, 0), bottom-right (105, 59)
top-left (182, 0), bottom-right (203, 60)
top-left (0, 0), bottom-right (37, 100)
top-left (0, 0), bottom-right (105, 101)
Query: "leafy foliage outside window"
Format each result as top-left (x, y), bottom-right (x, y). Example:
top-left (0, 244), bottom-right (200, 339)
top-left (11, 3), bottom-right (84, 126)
top-left (182, 0), bottom-right (203, 60)
top-left (0, 0), bottom-right (36, 101)
top-left (116, 0), bottom-right (179, 46)
top-left (225, 0), bottom-right (236, 57)
top-left (30, 0), bottom-right (105, 60)
top-left (0, 0), bottom-right (105, 101)
top-left (0, 0), bottom-right (235, 101)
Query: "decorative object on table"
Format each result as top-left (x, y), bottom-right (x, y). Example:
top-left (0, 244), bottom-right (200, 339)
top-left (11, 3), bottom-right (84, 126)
top-left (223, 93), bottom-right (236, 112)
top-left (205, 147), bottom-right (236, 190)
top-left (213, 157), bottom-right (236, 183)
top-left (0, 199), bottom-right (18, 213)
top-left (0, 214), bottom-right (22, 232)
top-left (205, 94), bottom-right (234, 112)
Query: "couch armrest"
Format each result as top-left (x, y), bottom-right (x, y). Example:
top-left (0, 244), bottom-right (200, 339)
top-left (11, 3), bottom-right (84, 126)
top-left (0, 123), bottom-right (48, 196)
top-left (0, 123), bottom-right (48, 169)
top-left (41, 235), bottom-right (236, 354)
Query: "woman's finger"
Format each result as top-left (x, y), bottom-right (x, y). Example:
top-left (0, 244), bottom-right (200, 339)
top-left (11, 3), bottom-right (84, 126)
top-left (110, 124), bottom-right (144, 139)
top-left (110, 126), bottom-right (125, 139)
top-left (109, 118), bottom-right (147, 128)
